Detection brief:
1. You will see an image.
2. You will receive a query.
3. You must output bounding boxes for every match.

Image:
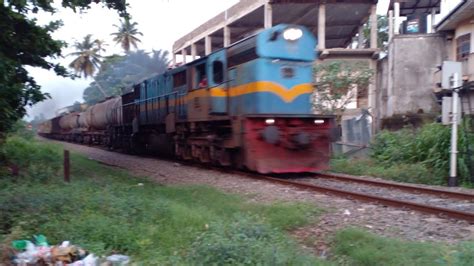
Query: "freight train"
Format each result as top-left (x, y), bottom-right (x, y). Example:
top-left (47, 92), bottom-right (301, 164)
top-left (39, 24), bottom-right (335, 174)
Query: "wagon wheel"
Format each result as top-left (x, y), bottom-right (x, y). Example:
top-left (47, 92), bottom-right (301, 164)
top-left (199, 146), bottom-right (211, 163)
top-left (218, 149), bottom-right (231, 166)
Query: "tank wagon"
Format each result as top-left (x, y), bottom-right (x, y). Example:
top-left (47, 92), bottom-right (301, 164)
top-left (38, 97), bottom-right (122, 144)
top-left (40, 24), bottom-right (335, 174)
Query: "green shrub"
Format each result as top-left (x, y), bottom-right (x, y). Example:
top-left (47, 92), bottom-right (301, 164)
top-left (7, 120), bottom-right (35, 140)
top-left (1, 136), bottom-right (61, 182)
top-left (370, 122), bottom-right (474, 185)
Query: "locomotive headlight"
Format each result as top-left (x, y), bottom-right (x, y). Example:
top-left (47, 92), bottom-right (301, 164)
top-left (283, 28), bottom-right (303, 41)
top-left (314, 119), bottom-right (325, 124)
top-left (265, 119), bottom-right (275, 125)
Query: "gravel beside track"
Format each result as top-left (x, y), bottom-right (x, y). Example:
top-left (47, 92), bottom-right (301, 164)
top-left (49, 139), bottom-right (474, 256)
top-left (299, 177), bottom-right (474, 213)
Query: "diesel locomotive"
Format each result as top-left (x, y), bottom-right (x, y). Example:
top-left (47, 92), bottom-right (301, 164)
top-left (39, 24), bottom-right (335, 174)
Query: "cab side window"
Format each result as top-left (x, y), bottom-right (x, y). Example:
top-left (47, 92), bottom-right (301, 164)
top-left (194, 63), bottom-right (207, 89)
top-left (213, 60), bottom-right (224, 84)
top-left (172, 71), bottom-right (186, 90)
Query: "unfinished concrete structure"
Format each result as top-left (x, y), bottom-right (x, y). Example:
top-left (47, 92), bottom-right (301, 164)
top-left (377, 0), bottom-right (443, 129)
top-left (172, 0), bottom-right (379, 61)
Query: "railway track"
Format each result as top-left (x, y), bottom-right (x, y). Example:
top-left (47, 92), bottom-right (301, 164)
top-left (44, 137), bottom-right (474, 223)
top-left (313, 172), bottom-right (474, 201)
top-left (240, 172), bottom-right (474, 224)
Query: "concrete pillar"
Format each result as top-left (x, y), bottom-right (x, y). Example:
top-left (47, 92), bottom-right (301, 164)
top-left (172, 53), bottom-right (176, 67)
top-left (394, 1), bottom-right (400, 35)
top-left (224, 26), bottom-right (231, 47)
top-left (370, 4), bottom-right (378, 49)
top-left (358, 26), bottom-right (364, 49)
top-left (181, 48), bottom-right (187, 64)
top-left (368, 59), bottom-right (378, 135)
top-left (205, 35), bottom-right (212, 55)
top-left (191, 43), bottom-right (197, 61)
top-left (388, 10), bottom-right (394, 42)
top-left (264, 2), bottom-right (272, 29)
top-left (318, 3), bottom-right (326, 50)
top-left (431, 8), bottom-right (437, 33)
top-left (387, 41), bottom-right (394, 117)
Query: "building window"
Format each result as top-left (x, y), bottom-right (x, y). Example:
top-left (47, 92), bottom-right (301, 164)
top-left (456, 34), bottom-right (471, 61)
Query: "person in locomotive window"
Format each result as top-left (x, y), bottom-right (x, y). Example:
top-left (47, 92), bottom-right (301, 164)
top-left (198, 76), bottom-right (208, 88)
top-left (195, 63), bottom-right (207, 89)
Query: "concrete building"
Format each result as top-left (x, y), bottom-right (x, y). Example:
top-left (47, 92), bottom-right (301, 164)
top-left (436, 0), bottom-right (474, 116)
top-left (378, 0), bottom-right (473, 129)
top-left (377, 0), bottom-right (443, 129)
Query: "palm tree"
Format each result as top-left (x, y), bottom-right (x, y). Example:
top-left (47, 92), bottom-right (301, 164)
top-left (111, 18), bottom-right (143, 53)
top-left (68, 35), bottom-right (108, 97)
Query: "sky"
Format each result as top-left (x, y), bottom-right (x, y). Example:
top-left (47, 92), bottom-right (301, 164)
top-left (26, 0), bottom-right (462, 119)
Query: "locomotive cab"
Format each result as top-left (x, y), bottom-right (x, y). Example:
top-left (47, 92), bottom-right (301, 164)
top-left (221, 24), bottom-right (334, 173)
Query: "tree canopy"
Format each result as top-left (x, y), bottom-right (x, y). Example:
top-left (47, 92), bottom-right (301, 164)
top-left (0, 0), bottom-right (127, 138)
top-left (83, 49), bottom-right (170, 104)
top-left (313, 60), bottom-right (373, 120)
top-left (363, 15), bottom-right (389, 51)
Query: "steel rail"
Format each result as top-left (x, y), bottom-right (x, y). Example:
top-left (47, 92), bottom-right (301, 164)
top-left (313, 172), bottom-right (474, 201)
top-left (244, 174), bottom-right (474, 223)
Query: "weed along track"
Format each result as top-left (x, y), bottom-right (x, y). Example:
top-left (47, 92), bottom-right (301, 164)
top-left (240, 173), bottom-right (474, 223)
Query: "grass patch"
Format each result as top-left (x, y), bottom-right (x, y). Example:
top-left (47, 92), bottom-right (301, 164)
top-left (0, 136), bottom-right (323, 264)
top-left (330, 157), bottom-right (436, 185)
top-left (187, 217), bottom-right (325, 265)
top-left (333, 228), bottom-right (474, 266)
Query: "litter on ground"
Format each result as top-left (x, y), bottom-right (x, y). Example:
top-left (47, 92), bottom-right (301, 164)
top-left (8, 234), bottom-right (130, 265)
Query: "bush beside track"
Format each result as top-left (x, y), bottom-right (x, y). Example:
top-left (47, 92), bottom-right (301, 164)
top-left (331, 122), bottom-right (474, 187)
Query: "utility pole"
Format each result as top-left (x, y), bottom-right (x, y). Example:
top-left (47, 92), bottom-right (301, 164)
top-left (448, 72), bottom-right (461, 186)
top-left (439, 61), bottom-right (462, 186)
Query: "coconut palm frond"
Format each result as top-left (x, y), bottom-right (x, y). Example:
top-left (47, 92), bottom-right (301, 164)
top-left (111, 18), bottom-right (143, 53)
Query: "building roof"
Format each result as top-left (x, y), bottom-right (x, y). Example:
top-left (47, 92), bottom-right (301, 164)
top-left (172, 0), bottom-right (378, 55)
top-left (388, 0), bottom-right (441, 16)
top-left (436, 0), bottom-right (474, 31)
